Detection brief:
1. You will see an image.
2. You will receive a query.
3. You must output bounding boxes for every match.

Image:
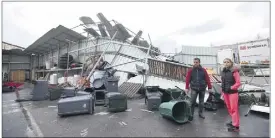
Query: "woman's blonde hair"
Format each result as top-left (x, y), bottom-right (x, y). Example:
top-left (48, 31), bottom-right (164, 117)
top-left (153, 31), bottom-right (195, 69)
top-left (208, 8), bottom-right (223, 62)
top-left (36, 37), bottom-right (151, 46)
top-left (223, 58), bottom-right (234, 67)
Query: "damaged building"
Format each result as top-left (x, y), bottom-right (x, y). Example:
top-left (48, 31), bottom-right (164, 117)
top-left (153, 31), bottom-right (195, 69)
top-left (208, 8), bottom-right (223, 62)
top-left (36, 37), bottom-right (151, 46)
top-left (23, 13), bottom-right (194, 98)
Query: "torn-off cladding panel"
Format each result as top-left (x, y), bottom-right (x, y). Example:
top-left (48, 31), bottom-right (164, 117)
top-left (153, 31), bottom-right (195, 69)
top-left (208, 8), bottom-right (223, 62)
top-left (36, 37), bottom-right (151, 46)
top-left (111, 55), bottom-right (145, 73)
top-left (84, 28), bottom-right (100, 38)
top-left (103, 54), bottom-right (116, 63)
top-left (119, 44), bottom-right (148, 59)
top-left (131, 30), bottom-right (143, 45)
top-left (96, 38), bottom-right (121, 52)
top-left (127, 75), bottom-right (187, 90)
top-left (113, 24), bottom-right (131, 42)
top-left (146, 75), bottom-right (186, 90)
top-left (118, 82), bottom-right (143, 98)
top-left (97, 13), bottom-right (116, 37)
top-left (98, 24), bottom-right (109, 37)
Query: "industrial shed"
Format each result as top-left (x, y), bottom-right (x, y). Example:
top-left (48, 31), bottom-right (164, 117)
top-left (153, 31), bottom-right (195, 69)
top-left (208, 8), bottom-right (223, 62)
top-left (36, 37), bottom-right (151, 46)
top-left (2, 42), bottom-right (32, 82)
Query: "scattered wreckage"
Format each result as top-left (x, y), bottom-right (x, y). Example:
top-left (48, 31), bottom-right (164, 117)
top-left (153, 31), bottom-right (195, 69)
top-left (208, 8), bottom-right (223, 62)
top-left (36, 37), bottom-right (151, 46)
top-left (15, 13), bottom-right (269, 124)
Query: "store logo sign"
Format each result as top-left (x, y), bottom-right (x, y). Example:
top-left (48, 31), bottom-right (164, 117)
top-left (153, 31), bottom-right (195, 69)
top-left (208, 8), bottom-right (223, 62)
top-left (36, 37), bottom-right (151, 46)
top-left (240, 46), bottom-right (247, 50)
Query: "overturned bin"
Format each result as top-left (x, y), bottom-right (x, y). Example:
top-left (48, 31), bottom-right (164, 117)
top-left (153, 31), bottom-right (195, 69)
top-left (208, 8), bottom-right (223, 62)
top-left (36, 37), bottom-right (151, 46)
top-left (159, 100), bottom-right (192, 124)
top-left (145, 86), bottom-right (162, 111)
top-left (105, 92), bottom-right (127, 112)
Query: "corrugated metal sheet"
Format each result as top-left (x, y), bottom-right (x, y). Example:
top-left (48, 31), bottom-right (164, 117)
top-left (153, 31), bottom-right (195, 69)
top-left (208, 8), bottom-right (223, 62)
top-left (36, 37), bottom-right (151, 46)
top-left (119, 45), bottom-right (148, 59)
top-left (103, 54), bottom-right (116, 63)
top-left (127, 75), bottom-right (186, 90)
top-left (181, 46), bottom-right (218, 56)
top-left (96, 39), bottom-right (121, 52)
top-left (111, 55), bottom-right (145, 73)
top-left (127, 75), bottom-right (143, 84)
top-left (146, 75), bottom-right (186, 90)
top-left (118, 82), bottom-right (143, 99)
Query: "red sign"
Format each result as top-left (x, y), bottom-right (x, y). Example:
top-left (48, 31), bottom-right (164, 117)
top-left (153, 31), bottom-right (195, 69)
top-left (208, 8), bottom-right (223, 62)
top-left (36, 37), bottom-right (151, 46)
top-left (240, 46), bottom-right (247, 50)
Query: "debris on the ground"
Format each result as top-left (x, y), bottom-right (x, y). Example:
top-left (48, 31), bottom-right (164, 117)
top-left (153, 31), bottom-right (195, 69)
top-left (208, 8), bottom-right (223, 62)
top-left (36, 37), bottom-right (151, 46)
top-left (48, 106), bottom-right (57, 108)
top-left (119, 121), bottom-right (127, 126)
top-left (141, 109), bottom-right (154, 113)
top-left (80, 128), bottom-right (88, 137)
top-left (95, 111), bottom-right (109, 116)
top-left (126, 108), bottom-right (132, 112)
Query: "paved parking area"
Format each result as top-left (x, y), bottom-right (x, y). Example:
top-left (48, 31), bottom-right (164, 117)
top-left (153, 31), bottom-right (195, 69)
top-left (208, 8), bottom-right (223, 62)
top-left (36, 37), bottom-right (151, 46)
top-left (3, 82), bottom-right (270, 137)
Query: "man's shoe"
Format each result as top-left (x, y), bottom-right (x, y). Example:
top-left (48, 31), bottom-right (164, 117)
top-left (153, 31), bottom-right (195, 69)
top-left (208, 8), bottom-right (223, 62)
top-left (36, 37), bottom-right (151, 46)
top-left (188, 116), bottom-right (193, 121)
top-left (199, 114), bottom-right (205, 119)
top-left (228, 125), bottom-right (240, 132)
top-left (226, 121), bottom-right (233, 127)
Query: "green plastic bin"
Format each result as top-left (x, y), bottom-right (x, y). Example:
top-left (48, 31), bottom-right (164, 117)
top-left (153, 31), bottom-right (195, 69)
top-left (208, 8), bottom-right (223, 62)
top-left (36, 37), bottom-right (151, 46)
top-left (159, 99), bottom-right (191, 124)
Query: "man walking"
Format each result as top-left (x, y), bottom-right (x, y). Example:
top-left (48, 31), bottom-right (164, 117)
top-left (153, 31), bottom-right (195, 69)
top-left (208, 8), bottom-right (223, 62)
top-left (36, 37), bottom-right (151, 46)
top-left (185, 58), bottom-right (212, 121)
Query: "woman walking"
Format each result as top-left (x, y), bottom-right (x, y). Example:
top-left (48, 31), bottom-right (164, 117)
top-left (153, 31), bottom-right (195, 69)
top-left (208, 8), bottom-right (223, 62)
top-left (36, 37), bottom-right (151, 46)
top-left (221, 58), bottom-right (241, 132)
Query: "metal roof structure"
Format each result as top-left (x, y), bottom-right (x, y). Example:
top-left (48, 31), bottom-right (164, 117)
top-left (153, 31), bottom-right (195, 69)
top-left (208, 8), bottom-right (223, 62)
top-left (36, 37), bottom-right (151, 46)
top-left (24, 25), bottom-right (86, 54)
top-left (2, 41), bottom-right (26, 50)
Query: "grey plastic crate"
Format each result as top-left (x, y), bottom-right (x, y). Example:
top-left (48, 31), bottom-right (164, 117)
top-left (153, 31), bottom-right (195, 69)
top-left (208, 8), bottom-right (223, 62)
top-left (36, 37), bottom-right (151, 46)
top-left (146, 96), bottom-right (161, 111)
top-left (105, 92), bottom-right (127, 112)
top-left (57, 94), bottom-right (95, 117)
top-left (104, 77), bottom-right (119, 92)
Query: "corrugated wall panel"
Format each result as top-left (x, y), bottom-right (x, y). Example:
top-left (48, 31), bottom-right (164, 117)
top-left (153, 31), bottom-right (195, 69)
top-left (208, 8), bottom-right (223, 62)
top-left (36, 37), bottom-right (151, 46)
top-left (2, 55), bottom-right (9, 62)
top-left (10, 55), bottom-right (30, 63)
top-left (60, 46), bottom-right (68, 56)
top-left (119, 45), bottom-right (148, 59)
top-left (2, 64), bottom-right (8, 73)
top-left (10, 64), bottom-right (30, 70)
top-left (96, 40), bottom-right (120, 52)
top-left (69, 43), bottom-right (79, 52)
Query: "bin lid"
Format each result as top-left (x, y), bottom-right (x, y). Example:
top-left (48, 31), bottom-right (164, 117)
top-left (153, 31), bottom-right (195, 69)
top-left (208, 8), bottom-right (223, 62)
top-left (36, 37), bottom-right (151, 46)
top-left (106, 92), bottom-right (125, 99)
top-left (106, 77), bottom-right (119, 82)
top-left (147, 95), bottom-right (161, 100)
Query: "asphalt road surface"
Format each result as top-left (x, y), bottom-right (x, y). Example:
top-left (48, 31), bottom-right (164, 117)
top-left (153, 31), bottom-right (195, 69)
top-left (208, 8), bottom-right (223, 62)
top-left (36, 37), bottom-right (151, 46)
top-left (2, 86), bottom-right (270, 137)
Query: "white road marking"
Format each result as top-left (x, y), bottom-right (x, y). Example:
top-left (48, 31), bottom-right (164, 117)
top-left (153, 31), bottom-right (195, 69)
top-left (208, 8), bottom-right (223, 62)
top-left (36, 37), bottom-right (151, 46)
top-left (23, 107), bottom-right (44, 137)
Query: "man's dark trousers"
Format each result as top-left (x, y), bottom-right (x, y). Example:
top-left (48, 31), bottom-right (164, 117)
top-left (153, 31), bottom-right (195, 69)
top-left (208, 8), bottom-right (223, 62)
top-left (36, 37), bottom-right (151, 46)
top-left (190, 89), bottom-right (205, 117)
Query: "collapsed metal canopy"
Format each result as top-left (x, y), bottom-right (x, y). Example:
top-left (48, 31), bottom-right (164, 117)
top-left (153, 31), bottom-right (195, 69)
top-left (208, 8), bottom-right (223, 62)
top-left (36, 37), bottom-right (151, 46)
top-left (24, 25), bottom-right (86, 54)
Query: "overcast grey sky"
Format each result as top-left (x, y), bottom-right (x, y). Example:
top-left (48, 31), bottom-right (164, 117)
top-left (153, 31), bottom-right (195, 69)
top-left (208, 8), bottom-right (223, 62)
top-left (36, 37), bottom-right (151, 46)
top-left (2, 2), bottom-right (270, 53)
